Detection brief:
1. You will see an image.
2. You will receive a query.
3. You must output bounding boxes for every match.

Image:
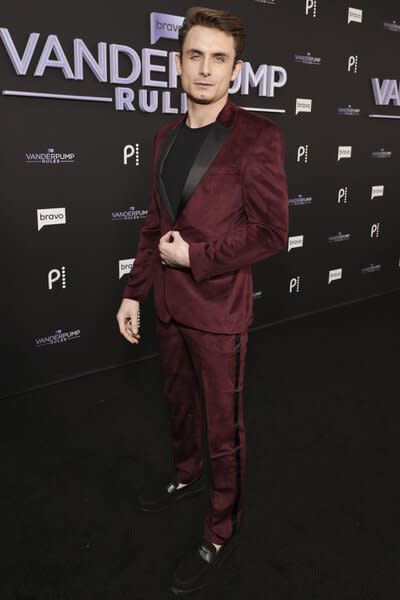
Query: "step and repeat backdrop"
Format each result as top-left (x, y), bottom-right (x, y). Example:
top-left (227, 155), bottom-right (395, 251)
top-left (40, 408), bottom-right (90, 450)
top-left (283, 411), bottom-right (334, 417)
top-left (1, 0), bottom-right (399, 397)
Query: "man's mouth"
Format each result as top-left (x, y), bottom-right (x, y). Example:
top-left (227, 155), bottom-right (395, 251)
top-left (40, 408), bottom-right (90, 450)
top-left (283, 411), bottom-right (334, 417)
top-left (195, 82), bottom-right (213, 87)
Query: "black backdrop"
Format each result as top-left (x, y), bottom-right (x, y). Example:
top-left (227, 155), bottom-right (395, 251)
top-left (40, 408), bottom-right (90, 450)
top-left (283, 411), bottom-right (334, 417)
top-left (1, 0), bottom-right (399, 398)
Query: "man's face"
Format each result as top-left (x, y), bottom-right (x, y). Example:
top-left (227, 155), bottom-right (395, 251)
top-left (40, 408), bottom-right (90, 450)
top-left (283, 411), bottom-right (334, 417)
top-left (175, 25), bottom-right (243, 106)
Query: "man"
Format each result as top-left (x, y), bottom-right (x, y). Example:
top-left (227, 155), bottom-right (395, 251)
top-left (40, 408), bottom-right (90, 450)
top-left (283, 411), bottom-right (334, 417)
top-left (116, 6), bottom-right (288, 595)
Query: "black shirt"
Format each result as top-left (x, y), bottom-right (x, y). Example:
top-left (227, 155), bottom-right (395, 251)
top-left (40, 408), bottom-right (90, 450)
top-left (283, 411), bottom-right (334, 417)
top-left (162, 119), bottom-right (216, 221)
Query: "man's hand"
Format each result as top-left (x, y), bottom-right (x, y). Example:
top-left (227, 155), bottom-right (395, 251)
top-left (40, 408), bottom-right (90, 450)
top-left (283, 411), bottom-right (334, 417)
top-left (159, 230), bottom-right (190, 268)
top-left (116, 298), bottom-right (141, 344)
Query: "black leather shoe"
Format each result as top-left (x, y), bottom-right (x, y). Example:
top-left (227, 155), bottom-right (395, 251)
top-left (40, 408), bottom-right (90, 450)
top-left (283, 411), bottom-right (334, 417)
top-left (135, 472), bottom-right (204, 512)
top-left (170, 533), bottom-right (239, 595)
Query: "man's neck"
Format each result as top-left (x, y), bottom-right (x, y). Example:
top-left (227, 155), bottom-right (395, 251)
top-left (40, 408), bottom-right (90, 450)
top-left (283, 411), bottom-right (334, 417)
top-left (185, 94), bottom-right (228, 129)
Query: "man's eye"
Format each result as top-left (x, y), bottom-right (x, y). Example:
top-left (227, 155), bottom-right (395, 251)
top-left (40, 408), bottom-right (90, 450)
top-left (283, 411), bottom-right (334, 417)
top-left (190, 55), bottom-right (224, 61)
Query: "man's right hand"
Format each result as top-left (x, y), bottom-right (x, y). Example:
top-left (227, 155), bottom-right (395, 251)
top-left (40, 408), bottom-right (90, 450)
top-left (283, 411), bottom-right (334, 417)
top-left (116, 298), bottom-right (141, 344)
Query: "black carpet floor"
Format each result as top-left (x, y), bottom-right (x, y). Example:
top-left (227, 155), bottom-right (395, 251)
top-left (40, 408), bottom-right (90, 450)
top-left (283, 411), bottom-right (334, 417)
top-left (1, 290), bottom-right (399, 600)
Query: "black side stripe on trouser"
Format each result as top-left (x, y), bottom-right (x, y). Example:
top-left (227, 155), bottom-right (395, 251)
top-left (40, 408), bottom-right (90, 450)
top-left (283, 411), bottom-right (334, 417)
top-left (232, 333), bottom-right (241, 535)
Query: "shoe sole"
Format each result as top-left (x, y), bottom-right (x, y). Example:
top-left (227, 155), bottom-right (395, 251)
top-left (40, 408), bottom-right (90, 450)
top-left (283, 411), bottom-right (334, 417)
top-left (136, 483), bottom-right (205, 512)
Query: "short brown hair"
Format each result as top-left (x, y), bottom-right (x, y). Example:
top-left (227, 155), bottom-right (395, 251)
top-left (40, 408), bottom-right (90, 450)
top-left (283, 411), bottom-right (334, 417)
top-left (178, 6), bottom-right (246, 66)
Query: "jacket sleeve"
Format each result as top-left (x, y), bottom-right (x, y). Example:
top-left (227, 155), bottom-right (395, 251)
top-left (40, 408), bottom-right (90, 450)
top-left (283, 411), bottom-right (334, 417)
top-left (122, 133), bottom-right (161, 303)
top-left (188, 123), bottom-right (289, 282)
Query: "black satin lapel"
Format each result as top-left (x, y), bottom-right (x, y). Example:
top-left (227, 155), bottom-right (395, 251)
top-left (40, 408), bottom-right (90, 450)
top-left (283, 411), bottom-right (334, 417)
top-left (155, 120), bottom-right (185, 223)
top-left (176, 120), bottom-right (234, 221)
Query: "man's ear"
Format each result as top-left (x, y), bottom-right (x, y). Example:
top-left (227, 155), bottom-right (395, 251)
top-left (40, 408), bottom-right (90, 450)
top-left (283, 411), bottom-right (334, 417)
top-left (175, 52), bottom-right (182, 76)
top-left (231, 59), bottom-right (243, 81)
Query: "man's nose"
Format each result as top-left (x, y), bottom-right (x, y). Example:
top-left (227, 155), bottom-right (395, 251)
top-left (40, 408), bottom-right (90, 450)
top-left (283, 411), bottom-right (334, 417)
top-left (200, 58), bottom-right (211, 75)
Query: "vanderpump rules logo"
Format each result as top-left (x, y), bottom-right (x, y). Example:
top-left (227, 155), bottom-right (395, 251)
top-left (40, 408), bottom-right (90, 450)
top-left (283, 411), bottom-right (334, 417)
top-left (26, 147), bottom-right (75, 165)
top-left (0, 13), bottom-right (287, 114)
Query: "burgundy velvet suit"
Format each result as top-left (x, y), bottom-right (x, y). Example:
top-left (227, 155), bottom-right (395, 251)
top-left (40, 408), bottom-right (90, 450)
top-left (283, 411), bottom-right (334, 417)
top-left (122, 97), bottom-right (288, 333)
top-left (122, 97), bottom-right (289, 544)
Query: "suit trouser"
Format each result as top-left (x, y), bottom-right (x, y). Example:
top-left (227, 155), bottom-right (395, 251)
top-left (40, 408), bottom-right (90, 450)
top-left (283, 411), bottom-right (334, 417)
top-left (155, 316), bottom-right (248, 545)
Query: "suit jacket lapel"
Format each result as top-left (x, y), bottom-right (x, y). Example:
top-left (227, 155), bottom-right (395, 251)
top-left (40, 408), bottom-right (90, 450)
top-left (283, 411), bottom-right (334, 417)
top-left (177, 120), bottom-right (234, 221)
top-left (155, 114), bottom-right (234, 224)
top-left (155, 119), bottom-right (185, 224)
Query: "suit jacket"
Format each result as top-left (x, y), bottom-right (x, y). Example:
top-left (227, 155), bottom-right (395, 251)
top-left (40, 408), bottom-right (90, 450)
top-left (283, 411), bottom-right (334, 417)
top-left (122, 97), bottom-right (289, 334)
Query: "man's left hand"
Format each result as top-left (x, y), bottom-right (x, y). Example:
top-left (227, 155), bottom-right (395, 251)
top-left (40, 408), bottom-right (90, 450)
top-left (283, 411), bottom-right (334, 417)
top-left (159, 230), bottom-right (190, 268)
